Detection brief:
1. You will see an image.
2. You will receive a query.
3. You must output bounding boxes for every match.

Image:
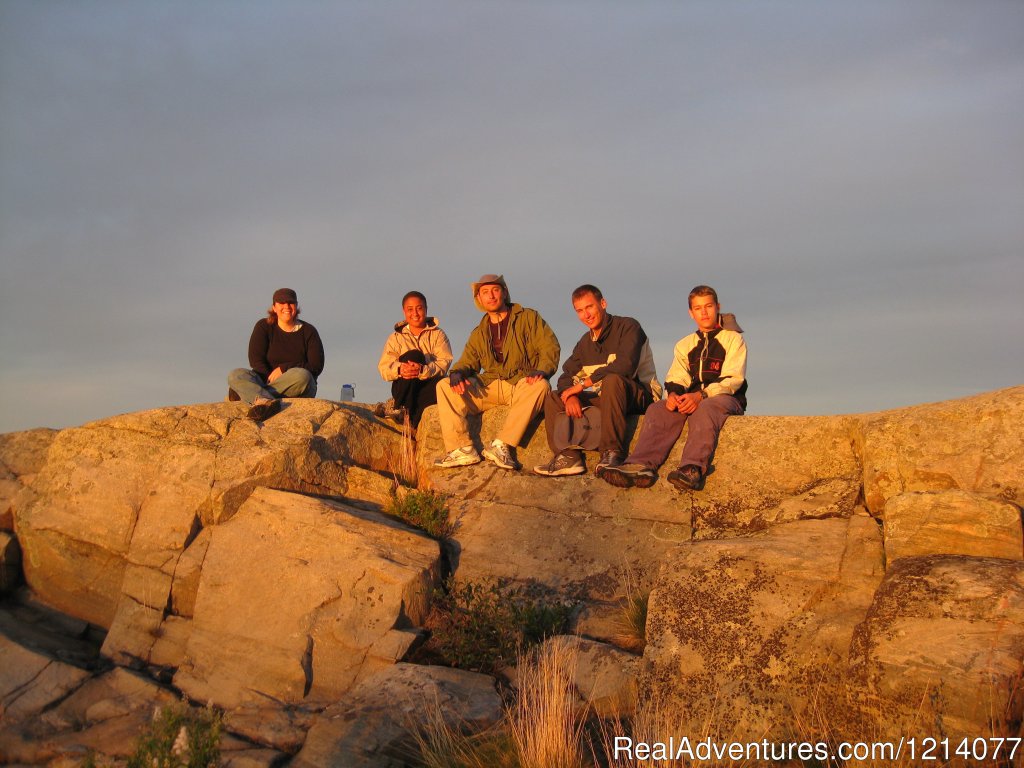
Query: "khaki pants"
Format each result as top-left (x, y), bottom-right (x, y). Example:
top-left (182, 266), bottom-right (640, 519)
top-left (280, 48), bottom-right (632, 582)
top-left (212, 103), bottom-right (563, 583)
top-left (436, 377), bottom-right (550, 451)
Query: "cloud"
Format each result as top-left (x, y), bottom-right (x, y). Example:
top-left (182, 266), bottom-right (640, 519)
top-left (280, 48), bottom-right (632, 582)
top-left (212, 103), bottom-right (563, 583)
top-left (1, 1), bottom-right (1022, 431)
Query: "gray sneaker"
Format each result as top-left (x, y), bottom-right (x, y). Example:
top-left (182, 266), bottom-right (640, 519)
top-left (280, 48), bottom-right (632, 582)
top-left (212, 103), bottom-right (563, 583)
top-left (434, 445), bottom-right (482, 468)
top-left (534, 450), bottom-right (585, 477)
top-left (482, 439), bottom-right (520, 471)
top-left (594, 449), bottom-right (624, 477)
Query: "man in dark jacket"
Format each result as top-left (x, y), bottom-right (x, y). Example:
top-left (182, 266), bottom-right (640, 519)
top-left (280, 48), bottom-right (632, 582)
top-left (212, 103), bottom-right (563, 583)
top-left (600, 284), bottom-right (747, 492)
top-left (534, 284), bottom-right (660, 477)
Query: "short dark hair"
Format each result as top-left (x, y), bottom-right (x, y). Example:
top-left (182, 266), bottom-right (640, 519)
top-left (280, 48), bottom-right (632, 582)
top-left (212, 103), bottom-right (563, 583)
top-left (688, 285), bottom-right (718, 308)
top-left (571, 284), bottom-right (603, 303)
top-left (401, 290), bottom-right (427, 307)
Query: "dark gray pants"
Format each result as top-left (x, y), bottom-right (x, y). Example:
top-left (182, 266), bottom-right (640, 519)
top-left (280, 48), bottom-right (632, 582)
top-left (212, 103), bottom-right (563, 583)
top-left (625, 394), bottom-right (742, 472)
top-left (544, 374), bottom-right (652, 454)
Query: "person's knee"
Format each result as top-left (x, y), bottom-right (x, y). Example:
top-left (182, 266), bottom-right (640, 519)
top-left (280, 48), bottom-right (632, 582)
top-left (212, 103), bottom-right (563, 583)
top-left (544, 388), bottom-right (564, 410)
top-left (227, 368), bottom-right (251, 386)
top-left (287, 368), bottom-right (316, 397)
top-left (645, 399), bottom-right (669, 418)
top-left (600, 374), bottom-right (626, 394)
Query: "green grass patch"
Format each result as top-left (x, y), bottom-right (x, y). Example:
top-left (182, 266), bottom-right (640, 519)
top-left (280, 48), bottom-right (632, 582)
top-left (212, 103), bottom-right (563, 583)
top-left (386, 488), bottom-right (455, 539)
top-left (417, 577), bottom-right (573, 674)
top-left (126, 701), bottom-right (221, 768)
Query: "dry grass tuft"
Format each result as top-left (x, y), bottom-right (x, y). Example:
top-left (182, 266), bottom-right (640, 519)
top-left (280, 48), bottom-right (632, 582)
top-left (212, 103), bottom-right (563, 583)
top-left (413, 641), bottom-right (585, 768)
top-left (511, 640), bottom-right (586, 768)
top-left (383, 417), bottom-right (419, 487)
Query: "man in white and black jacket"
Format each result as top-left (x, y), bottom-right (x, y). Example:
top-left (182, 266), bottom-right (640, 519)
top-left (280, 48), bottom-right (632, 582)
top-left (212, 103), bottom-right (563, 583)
top-left (600, 284), bottom-right (747, 492)
top-left (534, 284), bottom-right (661, 477)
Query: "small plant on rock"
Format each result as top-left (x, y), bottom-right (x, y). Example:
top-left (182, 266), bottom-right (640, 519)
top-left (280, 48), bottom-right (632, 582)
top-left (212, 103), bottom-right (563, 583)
top-left (126, 700), bottom-right (221, 768)
top-left (418, 577), bottom-right (573, 674)
top-left (613, 587), bottom-right (650, 653)
top-left (386, 488), bottom-right (456, 540)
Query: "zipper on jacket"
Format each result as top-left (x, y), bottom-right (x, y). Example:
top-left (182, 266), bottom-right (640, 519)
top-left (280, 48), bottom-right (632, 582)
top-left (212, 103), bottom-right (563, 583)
top-left (698, 332), bottom-right (710, 385)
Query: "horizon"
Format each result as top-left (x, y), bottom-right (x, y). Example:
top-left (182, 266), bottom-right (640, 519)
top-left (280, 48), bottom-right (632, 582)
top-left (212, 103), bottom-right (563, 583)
top-left (1, 1), bottom-right (1022, 433)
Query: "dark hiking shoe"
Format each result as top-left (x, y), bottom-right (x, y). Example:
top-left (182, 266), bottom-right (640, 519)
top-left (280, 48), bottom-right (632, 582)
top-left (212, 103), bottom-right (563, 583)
top-left (247, 397), bottom-right (281, 421)
top-left (227, 388), bottom-right (241, 402)
top-left (534, 450), bottom-right (585, 477)
top-left (594, 449), bottom-right (624, 477)
top-left (600, 463), bottom-right (655, 489)
top-left (667, 465), bottom-right (703, 491)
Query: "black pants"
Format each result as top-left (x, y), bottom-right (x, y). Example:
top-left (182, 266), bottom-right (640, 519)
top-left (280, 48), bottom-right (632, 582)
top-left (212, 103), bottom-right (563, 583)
top-left (392, 375), bottom-right (445, 429)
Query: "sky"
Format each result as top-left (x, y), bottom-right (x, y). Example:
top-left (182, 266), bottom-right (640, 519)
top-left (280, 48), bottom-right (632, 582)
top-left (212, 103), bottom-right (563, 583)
top-left (1, 1), bottom-right (1022, 433)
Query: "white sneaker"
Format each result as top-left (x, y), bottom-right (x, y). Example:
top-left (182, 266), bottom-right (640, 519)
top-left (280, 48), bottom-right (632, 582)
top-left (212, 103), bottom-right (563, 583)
top-left (482, 439), bottom-right (520, 471)
top-left (434, 445), bottom-right (482, 468)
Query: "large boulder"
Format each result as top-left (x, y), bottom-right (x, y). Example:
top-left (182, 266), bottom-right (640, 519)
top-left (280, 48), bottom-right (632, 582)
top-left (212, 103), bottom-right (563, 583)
top-left (682, 415), bottom-right (862, 540)
top-left (849, 555), bottom-right (1024, 740)
top-left (0, 427), bottom-right (57, 530)
top-left (420, 408), bottom-right (861, 540)
top-left (173, 487), bottom-right (441, 709)
top-left (540, 635), bottom-right (640, 719)
top-left (882, 489), bottom-right (1022, 563)
top-left (859, 385), bottom-right (1024, 515)
top-left (293, 663), bottom-right (502, 768)
top-left (0, 634), bottom-right (91, 722)
top-left (13, 400), bottom-right (410, 628)
top-left (422, 407), bottom-right (862, 608)
top-left (642, 514), bottom-right (884, 740)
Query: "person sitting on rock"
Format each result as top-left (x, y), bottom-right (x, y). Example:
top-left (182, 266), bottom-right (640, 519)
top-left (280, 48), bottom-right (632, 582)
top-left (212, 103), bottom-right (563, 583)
top-left (374, 290), bottom-right (453, 430)
top-left (227, 288), bottom-right (325, 420)
top-left (534, 284), bottom-right (661, 477)
top-left (434, 274), bottom-right (560, 471)
top-left (600, 284), bottom-right (747, 491)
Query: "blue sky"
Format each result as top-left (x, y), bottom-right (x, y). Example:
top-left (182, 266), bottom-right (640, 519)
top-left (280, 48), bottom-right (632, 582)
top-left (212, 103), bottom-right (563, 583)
top-left (1, 1), bottom-right (1022, 432)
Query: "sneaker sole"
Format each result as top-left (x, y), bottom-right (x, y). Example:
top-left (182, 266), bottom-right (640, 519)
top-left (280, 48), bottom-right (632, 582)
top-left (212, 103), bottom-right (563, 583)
top-left (533, 465), bottom-right (586, 477)
top-left (599, 467), bottom-right (634, 488)
top-left (481, 448), bottom-right (519, 471)
top-left (434, 455), bottom-right (481, 469)
top-left (633, 472), bottom-right (657, 489)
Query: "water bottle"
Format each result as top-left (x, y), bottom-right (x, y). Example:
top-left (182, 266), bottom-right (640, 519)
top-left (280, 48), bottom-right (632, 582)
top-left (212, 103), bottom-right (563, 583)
top-left (340, 384), bottom-right (355, 402)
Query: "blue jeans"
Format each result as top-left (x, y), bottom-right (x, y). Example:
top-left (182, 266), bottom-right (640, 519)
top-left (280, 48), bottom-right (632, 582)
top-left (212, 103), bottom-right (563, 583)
top-left (227, 368), bottom-right (317, 404)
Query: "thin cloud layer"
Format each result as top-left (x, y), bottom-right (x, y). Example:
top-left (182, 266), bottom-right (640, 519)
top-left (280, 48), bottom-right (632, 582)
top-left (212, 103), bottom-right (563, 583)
top-left (1, 1), bottom-right (1022, 431)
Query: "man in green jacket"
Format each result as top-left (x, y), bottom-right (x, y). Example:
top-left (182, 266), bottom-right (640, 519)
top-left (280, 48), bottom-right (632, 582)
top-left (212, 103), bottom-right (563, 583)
top-left (435, 274), bottom-right (560, 471)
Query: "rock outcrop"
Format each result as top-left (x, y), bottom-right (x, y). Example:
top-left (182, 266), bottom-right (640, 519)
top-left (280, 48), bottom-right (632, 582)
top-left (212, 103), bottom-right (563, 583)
top-left (860, 386), bottom-right (1022, 514)
top-left (0, 428), bottom-right (56, 532)
top-left (13, 400), bottom-right (409, 627)
top-left (173, 488), bottom-right (441, 709)
top-left (849, 554), bottom-right (1024, 739)
top-left (292, 664), bottom-right (502, 768)
top-left (0, 385), bottom-right (1020, 763)
top-left (643, 514), bottom-right (884, 739)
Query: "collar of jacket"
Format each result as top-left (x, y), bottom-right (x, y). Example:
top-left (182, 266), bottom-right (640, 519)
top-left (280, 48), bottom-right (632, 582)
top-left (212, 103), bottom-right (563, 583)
top-left (590, 313), bottom-right (622, 343)
top-left (697, 327), bottom-right (722, 341)
top-left (393, 317), bottom-right (439, 332)
top-left (476, 303), bottom-right (522, 328)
